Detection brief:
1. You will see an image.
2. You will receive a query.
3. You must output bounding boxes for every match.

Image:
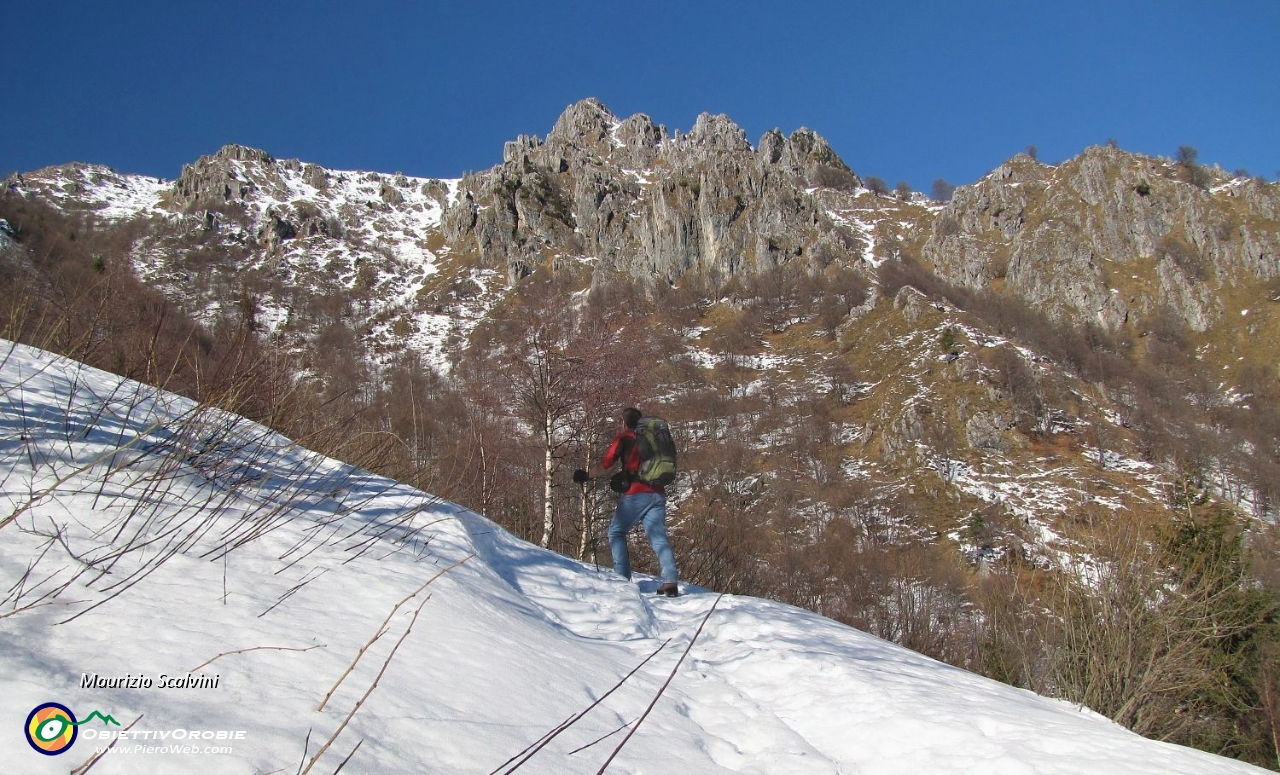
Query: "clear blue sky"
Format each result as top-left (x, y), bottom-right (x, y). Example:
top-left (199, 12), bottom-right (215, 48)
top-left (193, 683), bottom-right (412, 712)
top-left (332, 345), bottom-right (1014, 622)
top-left (5, 1), bottom-right (1278, 192)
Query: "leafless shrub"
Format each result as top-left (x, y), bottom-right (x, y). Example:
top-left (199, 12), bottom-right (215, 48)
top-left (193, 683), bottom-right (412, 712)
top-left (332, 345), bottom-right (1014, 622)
top-left (876, 253), bottom-right (942, 299)
top-left (1, 326), bottom-right (452, 625)
top-left (811, 164), bottom-right (860, 192)
top-left (1176, 145), bottom-right (1214, 190)
top-left (934, 215), bottom-right (962, 237)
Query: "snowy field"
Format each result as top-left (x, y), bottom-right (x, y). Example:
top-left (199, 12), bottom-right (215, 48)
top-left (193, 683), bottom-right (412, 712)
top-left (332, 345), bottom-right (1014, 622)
top-left (0, 339), bottom-right (1265, 774)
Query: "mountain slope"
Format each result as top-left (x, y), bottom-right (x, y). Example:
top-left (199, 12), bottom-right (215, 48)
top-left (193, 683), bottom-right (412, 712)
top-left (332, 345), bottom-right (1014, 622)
top-left (5, 99), bottom-right (1280, 768)
top-left (0, 339), bottom-right (1266, 774)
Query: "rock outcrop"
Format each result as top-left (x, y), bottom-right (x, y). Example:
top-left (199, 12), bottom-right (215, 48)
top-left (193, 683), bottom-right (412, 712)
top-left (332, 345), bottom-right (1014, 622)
top-left (441, 98), bottom-right (864, 285)
top-left (166, 145), bottom-right (277, 211)
top-left (923, 145), bottom-right (1280, 332)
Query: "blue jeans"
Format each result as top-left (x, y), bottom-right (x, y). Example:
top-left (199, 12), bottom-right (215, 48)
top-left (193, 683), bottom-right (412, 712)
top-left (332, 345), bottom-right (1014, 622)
top-left (607, 492), bottom-right (678, 584)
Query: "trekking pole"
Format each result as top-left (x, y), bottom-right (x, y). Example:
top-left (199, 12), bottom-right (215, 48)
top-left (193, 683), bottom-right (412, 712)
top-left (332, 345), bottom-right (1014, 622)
top-left (573, 467), bottom-right (603, 572)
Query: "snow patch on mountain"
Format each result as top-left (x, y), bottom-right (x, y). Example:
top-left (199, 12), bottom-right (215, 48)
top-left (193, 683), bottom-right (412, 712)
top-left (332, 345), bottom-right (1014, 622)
top-left (10, 164), bottom-right (169, 220)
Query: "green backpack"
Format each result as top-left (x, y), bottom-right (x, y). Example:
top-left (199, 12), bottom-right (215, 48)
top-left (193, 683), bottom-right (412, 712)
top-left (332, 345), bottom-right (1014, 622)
top-left (634, 416), bottom-right (678, 487)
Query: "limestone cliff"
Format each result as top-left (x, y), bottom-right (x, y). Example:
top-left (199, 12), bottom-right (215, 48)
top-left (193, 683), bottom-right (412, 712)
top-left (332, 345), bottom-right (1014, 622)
top-left (442, 98), bottom-right (863, 285)
top-left (922, 146), bottom-right (1280, 332)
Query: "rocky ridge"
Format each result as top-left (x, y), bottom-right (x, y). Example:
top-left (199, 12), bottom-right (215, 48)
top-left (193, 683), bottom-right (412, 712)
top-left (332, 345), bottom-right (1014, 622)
top-left (923, 146), bottom-right (1280, 333)
top-left (443, 97), bottom-right (863, 285)
top-left (12, 99), bottom-right (1276, 347)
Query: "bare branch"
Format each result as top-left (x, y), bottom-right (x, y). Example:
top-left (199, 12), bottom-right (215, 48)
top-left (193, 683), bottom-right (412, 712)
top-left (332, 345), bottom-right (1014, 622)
top-left (188, 643), bottom-right (326, 674)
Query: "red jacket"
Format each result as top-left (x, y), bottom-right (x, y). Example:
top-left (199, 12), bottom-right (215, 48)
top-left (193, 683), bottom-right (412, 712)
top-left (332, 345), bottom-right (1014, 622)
top-left (602, 429), bottom-right (665, 496)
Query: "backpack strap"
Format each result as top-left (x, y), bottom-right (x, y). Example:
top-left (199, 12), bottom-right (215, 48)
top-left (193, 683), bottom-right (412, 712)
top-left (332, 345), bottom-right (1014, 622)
top-left (609, 432), bottom-right (635, 493)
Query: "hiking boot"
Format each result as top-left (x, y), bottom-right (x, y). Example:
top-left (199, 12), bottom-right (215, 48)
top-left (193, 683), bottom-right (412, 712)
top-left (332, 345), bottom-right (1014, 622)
top-left (656, 582), bottom-right (679, 598)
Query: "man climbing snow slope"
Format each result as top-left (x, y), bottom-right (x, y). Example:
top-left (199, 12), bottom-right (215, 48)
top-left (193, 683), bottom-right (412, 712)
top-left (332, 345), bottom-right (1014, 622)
top-left (575, 407), bottom-right (680, 597)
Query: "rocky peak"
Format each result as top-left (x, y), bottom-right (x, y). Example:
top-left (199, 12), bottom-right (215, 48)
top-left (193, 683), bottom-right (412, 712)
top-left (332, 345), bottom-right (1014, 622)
top-left (547, 97), bottom-right (619, 146)
top-left (166, 144), bottom-right (278, 212)
top-left (782, 128), bottom-right (839, 164)
top-left (759, 127), bottom-right (859, 189)
top-left (687, 112), bottom-right (751, 152)
top-left (613, 112), bottom-right (665, 150)
top-left (502, 134), bottom-right (545, 169)
top-left (925, 145), bottom-right (1280, 333)
top-left (163, 144), bottom-right (335, 215)
top-left (983, 152), bottom-right (1052, 185)
top-left (211, 144), bottom-right (276, 166)
top-left (5, 163), bottom-right (167, 220)
top-left (442, 98), bottom-right (856, 286)
top-left (758, 129), bottom-right (787, 165)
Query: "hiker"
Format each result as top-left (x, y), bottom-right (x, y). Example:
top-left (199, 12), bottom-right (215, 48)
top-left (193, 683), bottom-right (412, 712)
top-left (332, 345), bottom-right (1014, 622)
top-left (574, 407), bottom-right (679, 597)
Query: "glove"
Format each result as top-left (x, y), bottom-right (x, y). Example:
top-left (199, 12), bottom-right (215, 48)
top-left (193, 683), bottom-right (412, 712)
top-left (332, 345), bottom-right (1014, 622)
top-left (572, 469), bottom-right (590, 484)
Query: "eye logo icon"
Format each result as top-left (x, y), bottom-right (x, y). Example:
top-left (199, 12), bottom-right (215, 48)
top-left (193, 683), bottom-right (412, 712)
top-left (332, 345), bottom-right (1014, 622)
top-left (25, 703), bottom-right (78, 755)
top-left (24, 703), bottom-right (119, 756)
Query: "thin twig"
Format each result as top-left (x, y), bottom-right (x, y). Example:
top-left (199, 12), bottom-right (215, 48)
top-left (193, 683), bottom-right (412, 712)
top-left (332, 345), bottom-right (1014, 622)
top-left (492, 638), bottom-right (671, 774)
top-left (300, 595), bottom-right (430, 775)
top-left (188, 643), bottom-right (326, 673)
top-left (569, 718), bottom-right (634, 756)
top-left (596, 594), bottom-right (724, 774)
top-left (317, 554), bottom-right (473, 711)
top-left (330, 738), bottom-right (364, 774)
top-left (298, 727), bottom-right (315, 775)
top-left (69, 713), bottom-right (144, 775)
top-left (487, 714), bottom-right (575, 775)
top-left (259, 568), bottom-right (330, 618)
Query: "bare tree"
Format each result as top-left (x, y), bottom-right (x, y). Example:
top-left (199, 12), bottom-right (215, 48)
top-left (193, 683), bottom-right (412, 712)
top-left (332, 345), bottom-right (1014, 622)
top-left (470, 275), bottom-right (646, 550)
top-left (1175, 145), bottom-right (1213, 189)
top-left (501, 308), bottom-right (592, 548)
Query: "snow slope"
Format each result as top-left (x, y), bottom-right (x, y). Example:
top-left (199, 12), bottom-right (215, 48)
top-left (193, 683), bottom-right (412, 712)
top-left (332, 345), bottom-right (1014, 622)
top-left (0, 340), bottom-right (1265, 774)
